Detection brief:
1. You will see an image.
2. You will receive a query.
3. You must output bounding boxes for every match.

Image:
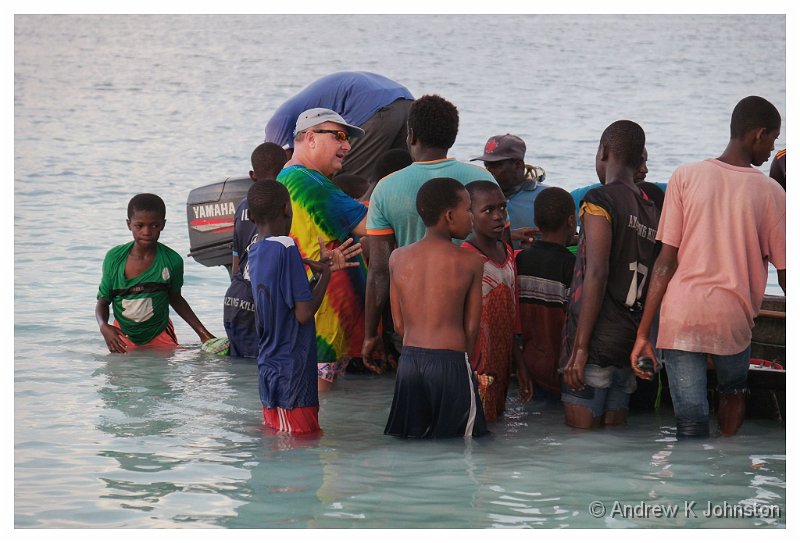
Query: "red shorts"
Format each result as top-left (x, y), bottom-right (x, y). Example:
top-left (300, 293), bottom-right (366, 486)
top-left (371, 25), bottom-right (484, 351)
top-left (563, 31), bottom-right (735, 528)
top-left (263, 405), bottom-right (320, 434)
top-left (116, 319), bottom-right (179, 349)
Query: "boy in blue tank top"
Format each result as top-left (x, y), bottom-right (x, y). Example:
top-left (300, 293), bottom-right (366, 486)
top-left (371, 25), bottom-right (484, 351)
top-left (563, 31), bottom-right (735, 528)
top-left (246, 181), bottom-right (362, 433)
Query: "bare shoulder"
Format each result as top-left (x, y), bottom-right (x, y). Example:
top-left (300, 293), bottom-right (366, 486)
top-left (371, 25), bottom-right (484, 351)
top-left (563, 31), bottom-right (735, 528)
top-left (390, 244), bottom-right (411, 262)
top-left (389, 244), bottom-right (413, 271)
top-left (463, 247), bottom-right (485, 273)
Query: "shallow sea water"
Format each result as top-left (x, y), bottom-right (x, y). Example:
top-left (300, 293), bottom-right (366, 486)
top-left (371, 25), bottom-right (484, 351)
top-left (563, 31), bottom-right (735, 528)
top-left (13, 14), bottom-right (787, 529)
top-left (14, 350), bottom-right (788, 529)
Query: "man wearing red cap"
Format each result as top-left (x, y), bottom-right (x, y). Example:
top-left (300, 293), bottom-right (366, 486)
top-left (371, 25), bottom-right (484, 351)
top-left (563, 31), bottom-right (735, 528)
top-left (471, 134), bottom-right (549, 249)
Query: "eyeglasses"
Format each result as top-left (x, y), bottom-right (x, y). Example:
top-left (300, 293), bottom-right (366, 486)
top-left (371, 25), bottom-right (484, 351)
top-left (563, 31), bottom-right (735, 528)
top-left (308, 129), bottom-right (351, 143)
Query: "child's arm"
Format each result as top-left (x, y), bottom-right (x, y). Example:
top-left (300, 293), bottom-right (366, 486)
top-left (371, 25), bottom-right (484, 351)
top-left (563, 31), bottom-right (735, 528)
top-left (463, 256), bottom-right (484, 358)
top-left (95, 298), bottom-right (128, 353)
top-left (630, 243), bottom-right (678, 379)
top-left (168, 291), bottom-right (215, 344)
top-left (294, 258), bottom-right (331, 325)
top-left (388, 261), bottom-right (404, 339)
top-left (562, 213), bottom-right (611, 391)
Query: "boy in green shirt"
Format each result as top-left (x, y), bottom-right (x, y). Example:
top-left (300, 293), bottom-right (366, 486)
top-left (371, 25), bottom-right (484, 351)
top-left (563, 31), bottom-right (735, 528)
top-left (95, 193), bottom-right (214, 352)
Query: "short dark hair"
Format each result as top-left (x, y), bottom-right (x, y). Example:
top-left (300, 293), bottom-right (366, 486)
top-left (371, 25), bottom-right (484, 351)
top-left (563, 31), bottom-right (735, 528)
top-left (247, 180), bottom-right (290, 224)
top-left (534, 187), bottom-right (575, 233)
top-left (416, 177), bottom-right (466, 227)
top-left (374, 148), bottom-right (412, 180)
top-left (128, 193), bottom-right (166, 219)
top-left (600, 120), bottom-right (646, 170)
top-left (465, 180), bottom-right (503, 201)
top-left (251, 142), bottom-right (287, 180)
top-left (407, 95), bottom-right (459, 150)
top-left (332, 173), bottom-right (369, 200)
top-left (730, 96), bottom-right (781, 139)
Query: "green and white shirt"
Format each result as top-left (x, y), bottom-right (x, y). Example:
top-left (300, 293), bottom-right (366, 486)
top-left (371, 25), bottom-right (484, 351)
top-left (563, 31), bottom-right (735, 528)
top-left (97, 241), bottom-right (183, 344)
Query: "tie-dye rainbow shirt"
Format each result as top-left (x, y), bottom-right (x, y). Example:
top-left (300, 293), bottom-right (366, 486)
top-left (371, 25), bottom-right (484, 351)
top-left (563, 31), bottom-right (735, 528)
top-left (276, 165), bottom-right (368, 362)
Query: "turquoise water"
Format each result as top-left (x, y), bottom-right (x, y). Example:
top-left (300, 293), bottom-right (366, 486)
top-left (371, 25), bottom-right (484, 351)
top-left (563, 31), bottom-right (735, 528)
top-left (14, 14), bottom-right (787, 528)
top-left (14, 351), bottom-right (788, 528)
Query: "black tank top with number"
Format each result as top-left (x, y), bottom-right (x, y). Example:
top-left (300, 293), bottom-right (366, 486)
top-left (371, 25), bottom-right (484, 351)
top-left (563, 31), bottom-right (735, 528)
top-left (561, 182), bottom-right (660, 368)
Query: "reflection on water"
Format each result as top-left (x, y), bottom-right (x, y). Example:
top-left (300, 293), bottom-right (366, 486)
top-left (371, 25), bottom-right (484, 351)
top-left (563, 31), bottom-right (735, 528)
top-left (88, 350), bottom-right (258, 527)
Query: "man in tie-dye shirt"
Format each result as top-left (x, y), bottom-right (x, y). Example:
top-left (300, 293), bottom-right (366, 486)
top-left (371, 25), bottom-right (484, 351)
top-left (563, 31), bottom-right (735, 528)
top-left (277, 108), bottom-right (369, 392)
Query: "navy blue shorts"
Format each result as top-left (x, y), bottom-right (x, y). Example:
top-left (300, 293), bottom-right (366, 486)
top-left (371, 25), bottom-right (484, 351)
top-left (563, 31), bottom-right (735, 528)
top-left (385, 346), bottom-right (488, 439)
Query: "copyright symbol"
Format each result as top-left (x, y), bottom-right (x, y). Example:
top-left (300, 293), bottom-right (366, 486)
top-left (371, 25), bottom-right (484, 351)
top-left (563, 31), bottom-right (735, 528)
top-left (590, 501), bottom-right (606, 518)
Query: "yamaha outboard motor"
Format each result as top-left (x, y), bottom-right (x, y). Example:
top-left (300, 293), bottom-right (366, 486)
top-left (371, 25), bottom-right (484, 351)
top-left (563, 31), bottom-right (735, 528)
top-left (186, 177), bottom-right (251, 277)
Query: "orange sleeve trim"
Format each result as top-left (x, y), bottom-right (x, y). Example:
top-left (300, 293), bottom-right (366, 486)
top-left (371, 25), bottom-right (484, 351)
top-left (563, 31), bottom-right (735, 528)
top-left (366, 228), bottom-right (395, 236)
top-left (776, 149), bottom-right (786, 159)
top-left (580, 201), bottom-right (611, 224)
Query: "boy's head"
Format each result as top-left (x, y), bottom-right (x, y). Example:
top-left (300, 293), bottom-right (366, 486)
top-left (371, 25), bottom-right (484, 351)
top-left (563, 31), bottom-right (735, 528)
top-left (416, 177), bottom-right (472, 239)
top-left (250, 142), bottom-right (288, 181)
top-left (126, 193), bottom-right (167, 243)
top-left (127, 193), bottom-right (166, 220)
top-left (247, 180), bottom-right (292, 229)
top-left (374, 148), bottom-right (413, 181)
top-left (534, 186), bottom-right (576, 237)
top-left (729, 96), bottom-right (781, 166)
top-left (407, 95), bottom-right (459, 154)
top-left (596, 120), bottom-right (645, 183)
top-left (332, 173), bottom-right (370, 200)
top-left (465, 181), bottom-right (507, 240)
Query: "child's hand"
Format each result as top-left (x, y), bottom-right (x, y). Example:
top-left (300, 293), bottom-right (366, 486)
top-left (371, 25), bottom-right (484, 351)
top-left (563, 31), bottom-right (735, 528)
top-left (303, 257), bottom-right (331, 276)
top-left (317, 236), bottom-right (363, 272)
top-left (100, 323), bottom-right (128, 353)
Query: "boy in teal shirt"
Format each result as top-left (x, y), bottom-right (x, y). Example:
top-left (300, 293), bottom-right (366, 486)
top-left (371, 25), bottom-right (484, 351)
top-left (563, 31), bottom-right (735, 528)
top-left (96, 193), bottom-right (214, 352)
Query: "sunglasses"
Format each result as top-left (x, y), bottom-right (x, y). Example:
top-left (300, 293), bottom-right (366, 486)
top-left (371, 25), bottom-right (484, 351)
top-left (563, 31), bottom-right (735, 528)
top-left (309, 129), bottom-right (351, 143)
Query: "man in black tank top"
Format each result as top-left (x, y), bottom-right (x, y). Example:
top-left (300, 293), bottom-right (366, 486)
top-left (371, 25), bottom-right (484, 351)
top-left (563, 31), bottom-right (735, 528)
top-left (560, 121), bottom-right (660, 430)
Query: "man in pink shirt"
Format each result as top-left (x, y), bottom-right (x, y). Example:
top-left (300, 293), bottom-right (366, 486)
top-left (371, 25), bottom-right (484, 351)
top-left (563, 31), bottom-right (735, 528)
top-left (630, 96), bottom-right (785, 438)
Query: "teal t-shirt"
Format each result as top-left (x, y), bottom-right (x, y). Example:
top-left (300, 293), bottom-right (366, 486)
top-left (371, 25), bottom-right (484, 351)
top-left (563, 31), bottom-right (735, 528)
top-left (97, 241), bottom-right (184, 344)
top-left (366, 158), bottom-right (496, 248)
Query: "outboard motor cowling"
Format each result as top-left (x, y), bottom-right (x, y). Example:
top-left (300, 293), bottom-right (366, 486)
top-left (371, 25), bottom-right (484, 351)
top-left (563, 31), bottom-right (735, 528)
top-left (186, 177), bottom-right (251, 275)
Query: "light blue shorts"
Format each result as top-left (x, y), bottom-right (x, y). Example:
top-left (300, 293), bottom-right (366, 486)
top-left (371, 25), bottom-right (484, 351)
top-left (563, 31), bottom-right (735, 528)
top-left (561, 364), bottom-right (637, 417)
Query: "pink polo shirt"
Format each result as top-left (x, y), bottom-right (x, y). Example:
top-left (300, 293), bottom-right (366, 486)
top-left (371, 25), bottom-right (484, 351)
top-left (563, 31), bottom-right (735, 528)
top-left (656, 159), bottom-right (785, 355)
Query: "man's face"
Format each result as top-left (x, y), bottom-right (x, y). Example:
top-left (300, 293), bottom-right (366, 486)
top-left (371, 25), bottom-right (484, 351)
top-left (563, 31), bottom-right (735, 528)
top-left (309, 121), bottom-right (352, 175)
top-left (484, 159), bottom-right (524, 190)
top-left (752, 128), bottom-right (780, 167)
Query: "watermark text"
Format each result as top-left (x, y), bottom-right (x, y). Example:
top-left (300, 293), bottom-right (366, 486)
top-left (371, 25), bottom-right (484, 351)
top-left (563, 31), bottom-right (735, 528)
top-left (589, 500), bottom-right (781, 520)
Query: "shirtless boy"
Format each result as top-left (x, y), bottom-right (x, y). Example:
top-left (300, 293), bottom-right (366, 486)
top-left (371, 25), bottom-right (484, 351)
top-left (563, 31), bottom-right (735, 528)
top-left (384, 177), bottom-right (488, 438)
